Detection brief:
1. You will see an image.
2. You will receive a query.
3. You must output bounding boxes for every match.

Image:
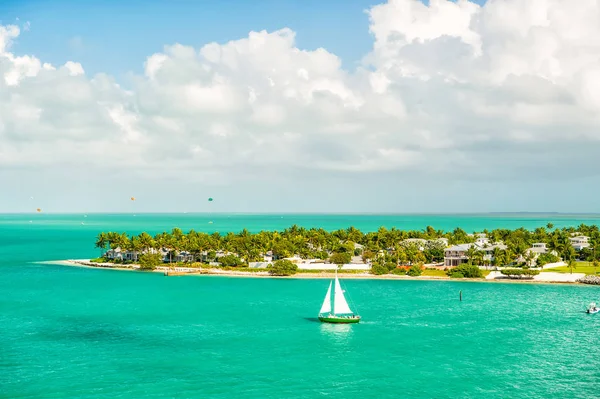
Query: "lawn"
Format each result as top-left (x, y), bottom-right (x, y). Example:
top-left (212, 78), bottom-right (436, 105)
top-left (544, 262), bottom-right (600, 275)
top-left (421, 269), bottom-right (491, 277)
top-left (422, 269), bottom-right (447, 277)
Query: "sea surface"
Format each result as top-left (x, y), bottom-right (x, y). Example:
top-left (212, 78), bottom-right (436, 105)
top-left (1, 213), bottom-right (600, 398)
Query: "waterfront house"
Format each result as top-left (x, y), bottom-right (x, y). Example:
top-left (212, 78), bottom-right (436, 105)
top-left (263, 251), bottom-right (274, 262)
top-left (444, 244), bottom-right (472, 267)
top-left (401, 238), bottom-right (428, 248)
top-left (105, 248), bottom-right (124, 261)
top-left (175, 251), bottom-right (194, 263)
top-left (529, 243), bottom-right (548, 254)
top-left (104, 247), bottom-right (170, 263)
top-left (249, 262), bottom-right (272, 269)
top-left (570, 236), bottom-right (590, 251)
top-left (444, 241), bottom-right (507, 267)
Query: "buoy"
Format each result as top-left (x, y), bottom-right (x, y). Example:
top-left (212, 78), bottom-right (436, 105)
top-left (459, 290), bottom-right (462, 301)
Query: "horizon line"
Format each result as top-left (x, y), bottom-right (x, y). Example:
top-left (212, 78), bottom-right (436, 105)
top-left (2, 211), bottom-right (600, 216)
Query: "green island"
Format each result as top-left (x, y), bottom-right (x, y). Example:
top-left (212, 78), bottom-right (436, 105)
top-left (76, 223), bottom-right (600, 283)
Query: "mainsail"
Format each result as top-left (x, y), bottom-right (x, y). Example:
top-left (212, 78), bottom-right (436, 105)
top-left (319, 282), bottom-right (332, 314)
top-left (333, 275), bottom-right (353, 315)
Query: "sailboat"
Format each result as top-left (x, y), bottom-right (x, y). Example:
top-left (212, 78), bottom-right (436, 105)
top-left (586, 302), bottom-right (599, 314)
top-left (318, 270), bottom-right (360, 324)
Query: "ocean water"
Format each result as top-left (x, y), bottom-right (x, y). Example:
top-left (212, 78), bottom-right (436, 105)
top-left (2, 213), bottom-right (600, 398)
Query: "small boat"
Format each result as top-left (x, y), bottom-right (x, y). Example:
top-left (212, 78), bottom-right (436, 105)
top-left (586, 302), bottom-right (599, 314)
top-left (318, 270), bottom-right (360, 324)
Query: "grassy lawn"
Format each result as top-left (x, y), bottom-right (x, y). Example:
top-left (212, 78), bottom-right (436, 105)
top-left (544, 262), bottom-right (600, 275)
top-left (422, 269), bottom-right (447, 277)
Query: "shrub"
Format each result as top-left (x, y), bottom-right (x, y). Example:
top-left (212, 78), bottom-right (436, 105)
top-left (329, 252), bottom-right (352, 266)
top-left (450, 272), bottom-right (464, 278)
top-left (219, 254), bottom-right (244, 267)
top-left (446, 264), bottom-right (483, 278)
top-left (407, 264), bottom-right (423, 276)
top-left (138, 253), bottom-right (163, 270)
top-left (536, 252), bottom-right (560, 267)
top-left (268, 259), bottom-right (298, 276)
top-left (500, 268), bottom-right (540, 279)
top-left (392, 267), bottom-right (406, 275)
top-left (90, 257), bottom-right (108, 263)
top-left (384, 262), bottom-right (397, 272)
top-left (371, 263), bottom-right (388, 275)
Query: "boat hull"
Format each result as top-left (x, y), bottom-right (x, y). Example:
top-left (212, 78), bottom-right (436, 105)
top-left (318, 316), bottom-right (360, 324)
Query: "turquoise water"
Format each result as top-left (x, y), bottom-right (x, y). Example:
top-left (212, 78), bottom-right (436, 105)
top-left (2, 214), bottom-right (600, 398)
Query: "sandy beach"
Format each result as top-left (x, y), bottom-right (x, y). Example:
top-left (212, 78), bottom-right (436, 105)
top-left (46, 259), bottom-right (592, 284)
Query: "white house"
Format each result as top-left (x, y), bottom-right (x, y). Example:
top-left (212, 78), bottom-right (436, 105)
top-left (444, 244), bottom-right (472, 267)
top-left (104, 247), bottom-right (170, 262)
top-left (570, 236), bottom-right (590, 251)
top-left (528, 243), bottom-right (548, 254)
top-left (249, 262), bottom-right (272, 269)
top-left (443, 240), bottom-right (507, 267)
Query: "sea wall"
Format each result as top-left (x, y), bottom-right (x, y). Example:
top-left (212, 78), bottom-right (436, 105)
top-left (577, 275), bottom-right (600, 285)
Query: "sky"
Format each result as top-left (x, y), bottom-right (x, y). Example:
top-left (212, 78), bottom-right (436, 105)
top-left (1, 0), bottom-right (599, 214)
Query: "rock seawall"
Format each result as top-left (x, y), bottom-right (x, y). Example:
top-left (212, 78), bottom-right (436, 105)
top-left (577, 275), bottom-right (600, 285)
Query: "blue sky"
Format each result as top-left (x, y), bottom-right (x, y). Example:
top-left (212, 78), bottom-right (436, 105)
top-left (3, 0), bottom-right (485, 79)
top-left (2, 0), bottom-right (600, 214)
top-left (3, 0), bottom-right (377, 77)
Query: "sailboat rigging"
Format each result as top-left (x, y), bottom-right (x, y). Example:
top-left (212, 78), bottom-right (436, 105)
top-left (318, 270), bottom-right (360, 324)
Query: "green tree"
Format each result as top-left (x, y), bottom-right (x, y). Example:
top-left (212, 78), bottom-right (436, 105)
top-left (465, 246), bottom-right (477, 264)
top-left (219, 254), bottom-right (244, 267)
top-left (268, 259), bottom-right (298, 276)
top-left (138, 253), bottom-right (162, 270)
top-left (407, 264), bottom-right (423, 276)
top-left (370, 263), bottom-right (388, 275)
top-left (329, 252), bottom-right (351, 266)
top-left (536, 252), bottom-right (559, 267)
top-left (491, 247), bottom-right (504, 268)
top-left (501, 268), bottom-right (540, 279)
top-left (567, 257), bottom-right (577, 275)
top-left (447, 264), bottom-right (483, 278)
top-left (95, 232), bottom-right (108, 257)
top-left (524, 251), bottom-right (536, 267)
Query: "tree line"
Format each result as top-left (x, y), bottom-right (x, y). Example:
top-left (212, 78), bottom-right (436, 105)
top-left (94, 223), bottom-right (600, 269)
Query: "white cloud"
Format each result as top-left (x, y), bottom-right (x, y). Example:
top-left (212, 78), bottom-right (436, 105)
top-left (2, 0), bottom-right (600, 212)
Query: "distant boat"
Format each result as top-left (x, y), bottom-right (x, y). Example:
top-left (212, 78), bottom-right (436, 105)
top-left (587, 302), bottom-right (599, 314)
top-left (318, 270), bottom-right (360, 324)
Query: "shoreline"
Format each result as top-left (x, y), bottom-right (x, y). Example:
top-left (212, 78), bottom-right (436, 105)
top-left (45, 259), bottom-right (594, 285)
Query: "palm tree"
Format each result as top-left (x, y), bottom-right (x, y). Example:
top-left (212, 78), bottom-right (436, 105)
top-left (473, 250), bottom-right (485, 267)
top-left (127, 235), bottom-right (143, 262)
top-left (465, 246), bottom-right (477, 265)
top-left (95, 232), bottom-right (108, 257)
top-left (524, 251), bottom-right (536, 267)
top-left (589, 231), bottom-right (600, 269)
top-left (138, 232), bottom-right (154, 253)
top-left (563, 246), bottom-right (577, 274)
top-left (567, 257), bottom-right (577, 274)
top-left (492, 247), bottom-right (504, 269)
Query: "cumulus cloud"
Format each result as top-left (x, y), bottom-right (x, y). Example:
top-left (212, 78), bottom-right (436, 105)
top-left (2, 0), bottom-right (600, 212)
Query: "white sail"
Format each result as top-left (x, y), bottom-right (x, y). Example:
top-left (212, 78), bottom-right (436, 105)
top-left (333, 275), bottom-right (353, 315)
top-left (319, 282), bottom-right (332, 314)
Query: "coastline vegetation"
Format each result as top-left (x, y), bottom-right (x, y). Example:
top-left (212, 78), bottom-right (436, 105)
top-left (92, 223), bottom-right (600, 277)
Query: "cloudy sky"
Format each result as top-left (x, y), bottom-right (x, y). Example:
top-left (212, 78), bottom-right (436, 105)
top-left (1, 0), bottom-right (599, 214)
